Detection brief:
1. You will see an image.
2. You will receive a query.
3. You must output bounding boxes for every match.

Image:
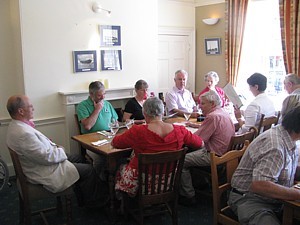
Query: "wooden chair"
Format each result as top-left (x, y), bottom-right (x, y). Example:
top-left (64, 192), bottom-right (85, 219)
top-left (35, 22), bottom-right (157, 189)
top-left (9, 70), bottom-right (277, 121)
top-left (210, 140), bottom-right (249, 225)
top-left (8, 147), bottom-right (73, 225)
top-left (257, 111), bottom-right (280, 136)
top-left (74, 114), bottom-right (93, 163)
top-left (192, 127), bottom-right (257, 197)
top-left (227, 126), bottom-right (257, 151)
top-left (114, 107), bottom-right (124, 122)
top-left (122, 148), bottom-right (187, 225)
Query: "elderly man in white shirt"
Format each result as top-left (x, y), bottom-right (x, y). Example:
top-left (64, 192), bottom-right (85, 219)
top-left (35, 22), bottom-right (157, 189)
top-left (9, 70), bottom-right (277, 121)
top-left (165, 69), bottom-right (200, 118)
top-left (234, 73), bottom-right (276, 133)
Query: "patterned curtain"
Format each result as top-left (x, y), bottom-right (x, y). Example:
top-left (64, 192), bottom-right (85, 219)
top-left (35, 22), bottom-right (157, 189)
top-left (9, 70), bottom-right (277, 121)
top-left (279, 0), bottom-right (300, 75)
top-left (225, 0), bottom-right (249, 86)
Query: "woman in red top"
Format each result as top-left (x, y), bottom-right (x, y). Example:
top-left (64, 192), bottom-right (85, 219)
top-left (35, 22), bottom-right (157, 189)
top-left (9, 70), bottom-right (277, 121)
top-left (112, 97), bottom-right (203, 196)
top-left (197, 71), bottom-right (226, 107)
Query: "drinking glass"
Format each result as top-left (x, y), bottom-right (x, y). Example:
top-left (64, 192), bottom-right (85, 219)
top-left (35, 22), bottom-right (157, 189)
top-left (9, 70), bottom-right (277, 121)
top-left (108, 118), bottom-right (119, 136)
top-left (183, 112), bottom-right (191, 121)
top-left (125, 119), bottom-right (134, 129)
top-left (197, 104), bottom-right (202, 115)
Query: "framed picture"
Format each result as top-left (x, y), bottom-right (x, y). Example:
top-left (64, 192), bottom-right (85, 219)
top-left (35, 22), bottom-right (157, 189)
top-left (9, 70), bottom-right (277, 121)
top-left (73, 50), bottom-right (97, 73)
top-left (100, 50), bottom-right (122, 71)
top-left (100, 25), bottom-right (121, 46)
top-left (205, 38), bottom-right (221, 55)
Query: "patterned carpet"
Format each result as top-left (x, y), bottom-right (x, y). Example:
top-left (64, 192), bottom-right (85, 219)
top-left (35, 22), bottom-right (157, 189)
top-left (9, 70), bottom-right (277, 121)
top-left (0, 178), bottom-right (213, 225)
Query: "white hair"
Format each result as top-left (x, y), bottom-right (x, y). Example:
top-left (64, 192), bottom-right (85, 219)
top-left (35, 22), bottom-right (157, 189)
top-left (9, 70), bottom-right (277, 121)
top-left (200, 90), bottom-right (222, 107)
top-left (204, 71), bottom-right (220, 83)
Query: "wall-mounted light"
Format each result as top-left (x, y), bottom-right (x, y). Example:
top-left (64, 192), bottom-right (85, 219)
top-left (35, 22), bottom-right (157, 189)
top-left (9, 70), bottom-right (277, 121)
top-left (92, 2), bottom-right (111, 16)
top-left (202, 18), bottom-right (220, 25)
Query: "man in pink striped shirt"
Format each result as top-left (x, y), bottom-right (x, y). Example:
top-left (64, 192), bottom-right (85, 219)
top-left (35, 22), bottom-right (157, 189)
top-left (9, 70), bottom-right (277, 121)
top-left (179, 90), bottom-right (235, 206)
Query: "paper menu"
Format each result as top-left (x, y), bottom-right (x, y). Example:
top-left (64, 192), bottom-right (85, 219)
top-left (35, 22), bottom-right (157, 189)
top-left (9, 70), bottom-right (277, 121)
top-left (223, 83), bottom-right (243, 109)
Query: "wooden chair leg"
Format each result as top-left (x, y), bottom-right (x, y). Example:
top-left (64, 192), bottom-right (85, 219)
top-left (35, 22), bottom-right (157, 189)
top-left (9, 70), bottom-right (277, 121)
top-left (138, 207), bottom-right (144, 225)
top-left (122, 193), bottom-right (129, 220)
top-left (23, 198), bottom-right (32, 225)
top-left (18, 193), bottom-right (25, 225)
top-left (40, 212), bottom-right (49, 225)
top-left (56, 196), bottom-right (63, 215)
top-left (65, 195), bottom-right (72, 225)
top-left (171, 201), bottom-right (178, 225)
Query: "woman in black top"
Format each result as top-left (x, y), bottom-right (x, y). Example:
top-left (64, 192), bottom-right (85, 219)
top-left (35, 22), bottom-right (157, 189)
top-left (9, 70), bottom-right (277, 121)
top-left (123, 80), bottom-right (148, 123)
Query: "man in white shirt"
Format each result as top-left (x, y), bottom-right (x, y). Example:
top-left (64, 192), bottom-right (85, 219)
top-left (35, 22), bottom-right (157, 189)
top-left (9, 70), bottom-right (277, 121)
top-left (165, 69), bottom-right (200, 118)
top-left (6, 95), bottom-right (108, 207)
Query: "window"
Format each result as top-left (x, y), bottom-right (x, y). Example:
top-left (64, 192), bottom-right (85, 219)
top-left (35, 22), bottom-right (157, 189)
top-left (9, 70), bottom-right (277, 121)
top-left (236, 0), bottom-right (287, 110)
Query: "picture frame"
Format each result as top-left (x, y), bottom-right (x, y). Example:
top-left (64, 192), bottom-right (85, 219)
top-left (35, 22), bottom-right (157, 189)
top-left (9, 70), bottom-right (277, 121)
top-left (100, 25), bottom-right (121, 46)
top-left (100, 50), bottom-right (122, 71)
top-left (73, 50), bottom-right (97, 73)
top-left (205, 38), bottom-right (221, 55)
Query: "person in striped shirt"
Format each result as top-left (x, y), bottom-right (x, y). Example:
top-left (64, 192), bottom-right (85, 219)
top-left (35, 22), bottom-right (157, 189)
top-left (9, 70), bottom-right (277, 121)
top-left (228, 106), bottom-right (300, 225)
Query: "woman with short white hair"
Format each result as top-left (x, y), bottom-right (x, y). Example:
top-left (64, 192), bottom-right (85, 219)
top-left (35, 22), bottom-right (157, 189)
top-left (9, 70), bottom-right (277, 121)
top-left (196, 71), bottom-right (226, 107)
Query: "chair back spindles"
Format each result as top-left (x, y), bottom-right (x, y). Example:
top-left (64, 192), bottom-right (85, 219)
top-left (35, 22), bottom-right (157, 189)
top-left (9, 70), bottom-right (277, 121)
top-left (228, 126), bottom-right (257, 151)
top-left (210, 141), bottom-right (249, 225)
top-left (124, 148), bottom-right (187, 225)
top-left (257, 112), bottom-right (279, 136)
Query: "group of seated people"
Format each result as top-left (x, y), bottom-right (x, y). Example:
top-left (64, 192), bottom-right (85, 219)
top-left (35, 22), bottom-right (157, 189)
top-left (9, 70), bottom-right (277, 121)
top-left (5, 69), bottom-right (300, 224)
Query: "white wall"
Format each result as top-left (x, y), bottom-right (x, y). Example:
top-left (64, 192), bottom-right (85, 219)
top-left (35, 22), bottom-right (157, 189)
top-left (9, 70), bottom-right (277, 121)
top-left (0, 0), bottom-right (23, 118)
top-left (0, 0), bottom-right (199, 175)
top-left (158, 0), bottom-right (195, 27)
top-left (0, 0), bottom-right (159, 174)
top-left (19, 0), bottom-right (158, 119)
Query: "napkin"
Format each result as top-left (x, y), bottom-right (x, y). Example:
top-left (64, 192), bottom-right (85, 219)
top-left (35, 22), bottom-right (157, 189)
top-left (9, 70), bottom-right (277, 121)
top-left (91, 139), bottom-right (109, 146)
top-left (173, 122), bottom-right (186, 126)
top-left (97, 131), bottom-right (111, 137)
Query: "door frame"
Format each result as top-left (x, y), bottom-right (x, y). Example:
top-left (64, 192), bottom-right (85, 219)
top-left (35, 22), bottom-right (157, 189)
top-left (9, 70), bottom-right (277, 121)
top-left (158, 26), bottom-right (195, 92)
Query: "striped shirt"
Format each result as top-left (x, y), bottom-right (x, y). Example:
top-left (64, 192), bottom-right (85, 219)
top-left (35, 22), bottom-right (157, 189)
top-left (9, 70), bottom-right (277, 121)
top-left (165, 86), bottom-right (196, 113)
top-left (231, 125), bottom-right (299, 193)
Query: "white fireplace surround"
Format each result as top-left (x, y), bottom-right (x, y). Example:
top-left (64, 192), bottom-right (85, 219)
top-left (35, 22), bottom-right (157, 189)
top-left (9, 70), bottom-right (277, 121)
top-left (59, 87), bottom-right (135, 105)
top-left (59, 87), bottom-right (135, 153)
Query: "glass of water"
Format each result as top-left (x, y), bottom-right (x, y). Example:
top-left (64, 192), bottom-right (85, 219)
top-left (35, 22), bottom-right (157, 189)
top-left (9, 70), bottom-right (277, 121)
top-left (125, 119), bottom-right (134, 129)
top-left (183, 112), bottom-right (191, 121)
top-left (108, 118), bottom-right (119, 136)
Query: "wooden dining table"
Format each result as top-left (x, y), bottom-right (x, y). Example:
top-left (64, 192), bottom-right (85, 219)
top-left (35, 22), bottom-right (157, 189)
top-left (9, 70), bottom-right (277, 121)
top-left (71, 116), bottom-right (199, 221)
top-left (72, 128), bottom-right (132, 222)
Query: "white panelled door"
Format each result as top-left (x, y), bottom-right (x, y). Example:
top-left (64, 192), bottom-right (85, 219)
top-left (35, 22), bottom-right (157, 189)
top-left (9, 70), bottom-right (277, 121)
top-left (158, 34), bottom-right (191, 94)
